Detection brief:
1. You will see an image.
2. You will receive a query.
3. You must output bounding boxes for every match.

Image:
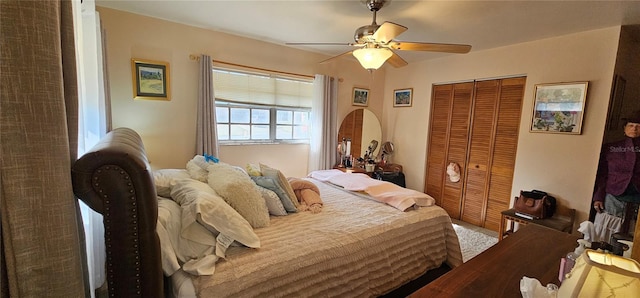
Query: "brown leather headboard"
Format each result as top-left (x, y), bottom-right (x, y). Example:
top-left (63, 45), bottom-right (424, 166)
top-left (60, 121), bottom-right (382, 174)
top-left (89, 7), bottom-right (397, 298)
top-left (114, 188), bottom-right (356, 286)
top-left (72, 127), bottom-right (163, 297)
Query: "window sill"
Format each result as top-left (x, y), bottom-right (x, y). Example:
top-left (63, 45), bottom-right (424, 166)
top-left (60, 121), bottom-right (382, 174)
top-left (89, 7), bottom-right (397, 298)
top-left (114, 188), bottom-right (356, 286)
top-left (219, 141), bottom-right (309, 146)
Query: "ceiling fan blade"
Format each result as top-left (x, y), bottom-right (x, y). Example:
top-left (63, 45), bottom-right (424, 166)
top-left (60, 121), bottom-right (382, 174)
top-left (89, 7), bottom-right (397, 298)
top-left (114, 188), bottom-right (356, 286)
top-left (389, 41), bottom-right (472, 53)
top-left (387, 51), bottom-right (408, 68)
top-left (286, 42), bottom-right (354, 46)
top-left (372, 21), bottom-right (407, 44)
top-left (319, 51), bottom-right (354, 64)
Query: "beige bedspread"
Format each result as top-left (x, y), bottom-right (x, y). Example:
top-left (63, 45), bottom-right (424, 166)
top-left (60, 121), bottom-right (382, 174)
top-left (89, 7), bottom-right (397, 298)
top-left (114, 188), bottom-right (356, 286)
top-left (192, 178), bottom-right (463, 297)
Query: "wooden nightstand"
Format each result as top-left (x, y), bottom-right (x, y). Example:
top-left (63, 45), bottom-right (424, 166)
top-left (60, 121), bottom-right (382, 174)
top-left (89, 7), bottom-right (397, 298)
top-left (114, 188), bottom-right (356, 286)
top-left (499, 206), bottom-right (575, 240)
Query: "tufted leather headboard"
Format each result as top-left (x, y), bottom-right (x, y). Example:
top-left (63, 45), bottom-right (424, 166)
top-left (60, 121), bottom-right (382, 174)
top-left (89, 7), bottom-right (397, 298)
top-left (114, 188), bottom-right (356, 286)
top-left (72, 127), bottom-right (163, 297)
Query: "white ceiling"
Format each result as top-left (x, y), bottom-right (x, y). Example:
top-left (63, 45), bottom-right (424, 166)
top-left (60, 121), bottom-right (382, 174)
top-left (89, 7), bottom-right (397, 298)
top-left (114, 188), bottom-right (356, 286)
top-left (95, 0), bottom-right (640, 63)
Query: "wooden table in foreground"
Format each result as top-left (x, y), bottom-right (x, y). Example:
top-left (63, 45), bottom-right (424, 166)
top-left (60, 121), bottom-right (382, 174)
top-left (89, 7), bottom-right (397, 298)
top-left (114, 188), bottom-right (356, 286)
top-left (410, 224), bottom-right (579, 298)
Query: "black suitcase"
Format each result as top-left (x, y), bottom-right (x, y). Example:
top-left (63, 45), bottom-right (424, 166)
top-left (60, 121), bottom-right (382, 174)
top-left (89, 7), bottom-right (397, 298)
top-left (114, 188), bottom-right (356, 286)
top-left (374, 171), bottom-right (406, 188)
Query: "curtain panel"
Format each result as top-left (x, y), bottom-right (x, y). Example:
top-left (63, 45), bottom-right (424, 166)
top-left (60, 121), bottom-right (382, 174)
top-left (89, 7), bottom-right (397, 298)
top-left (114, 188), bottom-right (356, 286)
top-left (308, 75), bottom-right (338, 172)
top-left (1, 0), bottom-right (85, 296)
top-left (74, 4), bottom-right (112, 296)
top-left (196, 54), bottom-right (219, 157)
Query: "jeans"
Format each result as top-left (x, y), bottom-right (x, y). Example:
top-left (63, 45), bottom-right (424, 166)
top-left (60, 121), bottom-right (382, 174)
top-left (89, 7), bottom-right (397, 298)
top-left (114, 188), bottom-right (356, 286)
top-left (604, 193), bottom-right (627, 218)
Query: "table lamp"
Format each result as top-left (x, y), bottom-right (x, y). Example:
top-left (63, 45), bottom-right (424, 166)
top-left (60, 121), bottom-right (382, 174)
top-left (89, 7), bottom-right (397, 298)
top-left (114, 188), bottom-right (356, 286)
top-left (558, 249), bottom-right (640, 297)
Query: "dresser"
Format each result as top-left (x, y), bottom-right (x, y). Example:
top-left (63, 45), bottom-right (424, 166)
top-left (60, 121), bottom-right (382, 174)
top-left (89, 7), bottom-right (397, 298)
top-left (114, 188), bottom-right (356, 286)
top-left (334, 163), bottom-right (405, 187)
top-left (410, 224), bottom-right (579, 297)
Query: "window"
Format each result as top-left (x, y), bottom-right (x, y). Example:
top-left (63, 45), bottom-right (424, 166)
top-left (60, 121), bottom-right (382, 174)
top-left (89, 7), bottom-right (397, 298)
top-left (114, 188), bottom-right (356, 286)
top-left (213, 69), bottom-right (313, 144)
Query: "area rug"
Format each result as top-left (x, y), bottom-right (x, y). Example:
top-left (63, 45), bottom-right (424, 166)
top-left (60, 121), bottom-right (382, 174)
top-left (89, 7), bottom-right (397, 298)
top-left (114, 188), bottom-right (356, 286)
top-left (452, 220), bottom-right (498, 262)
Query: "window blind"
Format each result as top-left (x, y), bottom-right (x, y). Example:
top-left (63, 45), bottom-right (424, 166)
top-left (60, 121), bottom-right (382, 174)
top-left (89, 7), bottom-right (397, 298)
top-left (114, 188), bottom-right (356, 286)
top-left (213, 69), bottom-right (313, 108)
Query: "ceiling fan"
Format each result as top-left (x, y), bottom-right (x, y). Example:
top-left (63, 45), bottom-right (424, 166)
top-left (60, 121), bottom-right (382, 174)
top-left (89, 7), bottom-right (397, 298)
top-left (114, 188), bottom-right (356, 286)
top-left (286, 0), bottom-right (472, 70)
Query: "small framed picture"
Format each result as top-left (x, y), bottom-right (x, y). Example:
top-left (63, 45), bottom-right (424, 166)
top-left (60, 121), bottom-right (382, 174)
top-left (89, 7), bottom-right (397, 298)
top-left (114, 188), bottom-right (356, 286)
top-left (530, 81), bottom-right (588, 134)
top-left (131, 58), bottom-right (170, 100)
top-left (393, 88), bottom-right (413, 107)
top-left (352, 87), bottom-right (369, 106)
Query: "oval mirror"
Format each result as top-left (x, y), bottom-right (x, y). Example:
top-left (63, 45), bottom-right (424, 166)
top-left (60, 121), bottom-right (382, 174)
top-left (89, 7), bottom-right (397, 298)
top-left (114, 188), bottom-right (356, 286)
top-left (338, 109), bottom-right (382, 158)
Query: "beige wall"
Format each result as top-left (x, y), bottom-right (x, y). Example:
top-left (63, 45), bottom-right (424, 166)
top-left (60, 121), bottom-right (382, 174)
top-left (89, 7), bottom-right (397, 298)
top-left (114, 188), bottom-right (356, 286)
top-left (99, 6), bottom-right (622, 226)
top-left (383, 27), bottom-right (621, 226)
top-left (98, 7), bottom-right (384, 178)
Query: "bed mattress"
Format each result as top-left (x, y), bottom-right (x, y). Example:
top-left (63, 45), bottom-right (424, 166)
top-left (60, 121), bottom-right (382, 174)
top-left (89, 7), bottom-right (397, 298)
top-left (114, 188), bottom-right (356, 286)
top-left (186, 178), bottom-right (462, 297)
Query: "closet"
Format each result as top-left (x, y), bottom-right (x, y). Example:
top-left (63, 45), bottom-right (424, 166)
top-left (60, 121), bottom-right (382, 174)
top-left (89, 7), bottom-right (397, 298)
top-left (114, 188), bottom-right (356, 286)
top-left (424, 77), bottom-right (526, 232)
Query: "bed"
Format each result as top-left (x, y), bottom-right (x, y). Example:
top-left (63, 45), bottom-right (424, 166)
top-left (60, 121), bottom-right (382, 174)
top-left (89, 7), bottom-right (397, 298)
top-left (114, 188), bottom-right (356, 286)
top-left (71, 127), bottom-right (462, 297)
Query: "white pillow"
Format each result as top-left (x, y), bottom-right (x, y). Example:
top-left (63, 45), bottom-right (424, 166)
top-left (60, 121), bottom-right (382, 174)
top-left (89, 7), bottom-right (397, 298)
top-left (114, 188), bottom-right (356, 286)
top-left (153, 169), bottom-right (191, 197)
top-left (207, 163), bottom-right (270, 228)
top-left (170, 179), bottom-right (260, 258)
top-left (156, 197), bottom-right (181, 276)
top-left (157, 196), bottom-right (217, 275)
top-left (186, 155), bottom-right (210, 182)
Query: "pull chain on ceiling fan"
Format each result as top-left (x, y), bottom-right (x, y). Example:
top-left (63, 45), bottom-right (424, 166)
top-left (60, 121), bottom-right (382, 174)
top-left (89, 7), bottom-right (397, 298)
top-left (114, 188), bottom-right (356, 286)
top-left (286, 0), bottom-right (472, 70)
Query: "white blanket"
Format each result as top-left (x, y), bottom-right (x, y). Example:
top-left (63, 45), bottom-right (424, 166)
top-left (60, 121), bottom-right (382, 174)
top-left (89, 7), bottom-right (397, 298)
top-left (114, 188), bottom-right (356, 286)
top-left (593, 212), bottom-right (622, 242)
top-left (308, 169), bottom-right (435, 210)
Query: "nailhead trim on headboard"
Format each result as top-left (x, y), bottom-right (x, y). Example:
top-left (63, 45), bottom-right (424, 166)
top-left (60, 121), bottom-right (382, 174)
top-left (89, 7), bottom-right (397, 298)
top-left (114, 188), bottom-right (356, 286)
top-left (93, 165), bottom-right (142, 297)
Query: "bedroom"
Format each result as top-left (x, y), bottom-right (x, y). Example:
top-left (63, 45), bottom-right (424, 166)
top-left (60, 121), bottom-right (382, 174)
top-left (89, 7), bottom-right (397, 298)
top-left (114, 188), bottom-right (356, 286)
top-left (3, 0), bottom-right (640, 297)
top-left (93, 1), bottom-right (634, 230)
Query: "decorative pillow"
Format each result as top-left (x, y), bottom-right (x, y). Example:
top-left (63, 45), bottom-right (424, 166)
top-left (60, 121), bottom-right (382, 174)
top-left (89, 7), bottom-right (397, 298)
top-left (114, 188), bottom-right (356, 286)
top-left (256, 185), bottom-right (287, 216)
top-left (153, 169), bottom-right (191, 198)
top-left (245, 163), bottom-right (262, 177)
top-left (207, 163), bottom-right (270, 228)
top-left (251, 176), bottom-right (298, 213)
top-left (260, 163), bottom-right (300, 209)
top-left (170, 179), bottom-right (260, 258)
top-left (186, 156), bottom-right (210, 182)
top-left (230, 165), bottom-right (249, 176)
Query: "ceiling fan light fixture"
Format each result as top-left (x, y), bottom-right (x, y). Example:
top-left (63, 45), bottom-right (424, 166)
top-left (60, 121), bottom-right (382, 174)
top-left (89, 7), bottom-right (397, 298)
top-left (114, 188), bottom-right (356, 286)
top-left (353, 47), bottom-right (392, 70)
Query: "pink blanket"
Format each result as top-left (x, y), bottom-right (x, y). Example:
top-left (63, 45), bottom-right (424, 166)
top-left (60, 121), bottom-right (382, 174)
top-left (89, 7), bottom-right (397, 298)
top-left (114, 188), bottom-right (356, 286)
top-left (287, 177), bottom-right (323, 213)
top-left (308, 170), bottom-right (435, 211)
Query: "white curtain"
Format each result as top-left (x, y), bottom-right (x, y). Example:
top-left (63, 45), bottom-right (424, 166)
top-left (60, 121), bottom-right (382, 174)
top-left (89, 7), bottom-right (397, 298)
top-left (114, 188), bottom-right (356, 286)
top-left (73, 0), bottom-right (110, 295)
top-left (308, 74), bottom-right (338, 172)
top-left (196, 54), bottom-right (219, 157)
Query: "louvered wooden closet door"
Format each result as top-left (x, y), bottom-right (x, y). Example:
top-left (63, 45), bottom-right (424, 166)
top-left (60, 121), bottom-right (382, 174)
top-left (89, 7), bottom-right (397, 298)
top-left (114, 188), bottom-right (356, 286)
top-left (426, 77), bottom-right (525, 231)
top-left (425, 83), bottom-right (473, 218)
top-left (462, 80), bottom-right (499, 226)
top-left (484, 77), bottom-right (525, 231)
top-left (461, 78), bottom-right (525, 229)
top-left (425, 85), bottom-right (453, 208)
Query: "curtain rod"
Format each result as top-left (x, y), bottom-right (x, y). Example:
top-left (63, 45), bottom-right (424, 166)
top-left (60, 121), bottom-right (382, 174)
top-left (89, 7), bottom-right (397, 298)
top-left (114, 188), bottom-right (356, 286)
top-left (189, 54), bottom-right (315, 79)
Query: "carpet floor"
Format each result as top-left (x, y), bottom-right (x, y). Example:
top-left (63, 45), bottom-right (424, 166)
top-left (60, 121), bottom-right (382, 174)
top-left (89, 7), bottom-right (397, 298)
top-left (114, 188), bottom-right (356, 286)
top-left (452, 219), bottom-right (499, 262)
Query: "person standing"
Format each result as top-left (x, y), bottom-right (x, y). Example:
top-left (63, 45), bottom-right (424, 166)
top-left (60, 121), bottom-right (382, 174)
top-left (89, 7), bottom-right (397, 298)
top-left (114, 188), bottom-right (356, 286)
top-left (593, 116), bottom-right (640, 235)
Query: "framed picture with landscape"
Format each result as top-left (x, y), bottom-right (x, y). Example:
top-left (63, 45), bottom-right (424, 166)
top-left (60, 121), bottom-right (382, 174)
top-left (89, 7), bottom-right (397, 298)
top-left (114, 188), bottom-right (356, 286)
top-left (393, 88), bottom-right (413, 107)
top-left (530, 81), bottom-right (588, 134)
top-left (131, 58), bottom-right (170, 100)
top-left (352, 87), bottom-right (369, 106)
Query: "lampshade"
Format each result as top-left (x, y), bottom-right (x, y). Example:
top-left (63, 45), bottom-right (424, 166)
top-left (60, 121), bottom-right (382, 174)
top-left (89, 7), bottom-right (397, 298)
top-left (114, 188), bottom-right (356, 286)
top-left (352, 48), bottom-right (393, 70)
top-left (558, 249), bottom-right (640, 298)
